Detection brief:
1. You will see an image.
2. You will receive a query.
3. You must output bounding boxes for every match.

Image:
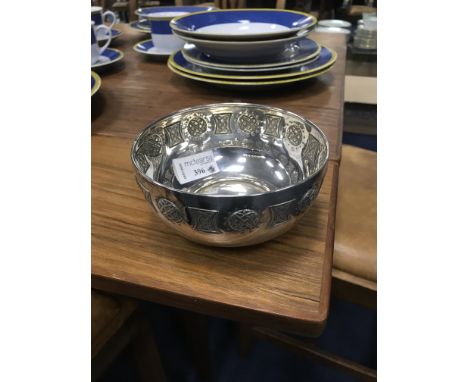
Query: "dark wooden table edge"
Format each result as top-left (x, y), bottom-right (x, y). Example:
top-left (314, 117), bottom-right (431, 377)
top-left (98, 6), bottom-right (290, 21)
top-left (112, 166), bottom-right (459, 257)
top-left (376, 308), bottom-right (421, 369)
top-left (91, 161), bottom-right (340, 337)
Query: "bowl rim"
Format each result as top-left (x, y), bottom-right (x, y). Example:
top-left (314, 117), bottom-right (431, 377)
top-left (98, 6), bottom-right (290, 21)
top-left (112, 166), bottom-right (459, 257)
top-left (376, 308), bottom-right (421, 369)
top-left (170, 8), bottom-right (317, 40)
top-left (131, 103), bottom-right (329, 198)
top-left (172, 27), bottom-right (311, 46)
top-left (135, 5), bottom-right (216, 19)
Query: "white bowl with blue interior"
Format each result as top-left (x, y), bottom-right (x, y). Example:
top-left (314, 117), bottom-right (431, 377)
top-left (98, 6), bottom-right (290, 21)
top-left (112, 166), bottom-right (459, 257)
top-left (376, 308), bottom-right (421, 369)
top-left (135, 6), bottom-right (215, 31)
top-left (170, 9), bottom-right (316, 41)
top-left (135, 6), bottom-right (216, 53)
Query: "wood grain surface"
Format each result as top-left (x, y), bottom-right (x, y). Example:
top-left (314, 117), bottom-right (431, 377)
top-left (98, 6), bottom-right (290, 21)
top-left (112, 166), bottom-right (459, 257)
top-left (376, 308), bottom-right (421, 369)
top-left (91, 23), bottom-right (346, 335)
top-left (92, 135), bottom-right (339, 335)
top-left (92, 24), bottom-right (346, 161)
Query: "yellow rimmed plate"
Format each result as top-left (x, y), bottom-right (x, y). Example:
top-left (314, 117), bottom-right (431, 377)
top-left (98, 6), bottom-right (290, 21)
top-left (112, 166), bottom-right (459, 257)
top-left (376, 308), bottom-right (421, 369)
top-left (168, 60), bottom-right (334, 87)
top-left (91, 71), bottom-right (101, 96)
top-left (168, 46), bottom-right (336, 81)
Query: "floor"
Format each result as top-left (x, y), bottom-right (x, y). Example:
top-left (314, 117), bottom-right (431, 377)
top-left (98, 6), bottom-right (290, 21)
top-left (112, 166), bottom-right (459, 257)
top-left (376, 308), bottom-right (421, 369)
top-left (98, 104), bottom-right (377, 382)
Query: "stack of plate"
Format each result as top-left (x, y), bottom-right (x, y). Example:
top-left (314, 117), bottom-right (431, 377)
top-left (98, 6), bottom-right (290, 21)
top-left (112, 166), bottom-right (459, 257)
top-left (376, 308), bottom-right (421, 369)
top-left (353, 16), bottom-right (377, 51)
top-left (167, 9), bottom-right (337, 88)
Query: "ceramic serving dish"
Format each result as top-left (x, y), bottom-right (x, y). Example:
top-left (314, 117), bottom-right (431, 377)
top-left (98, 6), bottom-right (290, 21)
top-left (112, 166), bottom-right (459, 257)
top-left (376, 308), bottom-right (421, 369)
top-left (170, 9), bottom-right (316, 40)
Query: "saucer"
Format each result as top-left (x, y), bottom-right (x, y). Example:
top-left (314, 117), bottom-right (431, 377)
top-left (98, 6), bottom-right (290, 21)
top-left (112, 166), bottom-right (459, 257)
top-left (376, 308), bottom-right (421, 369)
top-left (97, 28), bottom-right (122, 41)
top-left (133, 39), bottom-right (174, 57)
top-left (130, 20), bottom-right (150, 33)
top-left (91, 48), bottom-right (124, 69)
top-left (91, 71), bottom-right (101, 96)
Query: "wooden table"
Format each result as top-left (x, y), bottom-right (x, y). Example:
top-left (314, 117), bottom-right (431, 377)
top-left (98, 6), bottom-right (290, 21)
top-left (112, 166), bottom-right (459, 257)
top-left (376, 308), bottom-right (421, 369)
top-left (92, 23), bottom-right (346, 336)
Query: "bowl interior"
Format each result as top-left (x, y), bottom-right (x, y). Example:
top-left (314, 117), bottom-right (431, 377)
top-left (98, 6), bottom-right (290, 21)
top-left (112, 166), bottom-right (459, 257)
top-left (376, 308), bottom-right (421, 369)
top-left (133, 104), bottom-right (328, 196)
top-left (171, 10), bottom-right (314, 35)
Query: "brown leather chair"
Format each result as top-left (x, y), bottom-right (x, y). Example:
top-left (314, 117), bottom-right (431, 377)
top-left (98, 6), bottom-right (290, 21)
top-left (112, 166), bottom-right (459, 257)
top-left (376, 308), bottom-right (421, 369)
top-left (249, 144), bottom-right (377, 381)
top-left (92, 290), bottom-right (166, 381)
top-left (212, 0), bottom-right (286, 8)
top-left (332, 144), bottom-right (376, 309)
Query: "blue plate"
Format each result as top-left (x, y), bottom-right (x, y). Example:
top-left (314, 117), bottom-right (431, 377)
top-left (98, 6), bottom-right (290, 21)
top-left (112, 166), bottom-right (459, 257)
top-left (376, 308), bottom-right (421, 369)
top-left (170, 9), bottom-right (316, 41)
top-left (135, 5), bottom-right (215, 18)
top-left (182, 38), bottom-right (320, 70)
top-left (91, 48), bottom-right (124, 69)
top-left (133, 39), bottom-right (173, 57)
top-left (169, 46), bottom-right (336, 81)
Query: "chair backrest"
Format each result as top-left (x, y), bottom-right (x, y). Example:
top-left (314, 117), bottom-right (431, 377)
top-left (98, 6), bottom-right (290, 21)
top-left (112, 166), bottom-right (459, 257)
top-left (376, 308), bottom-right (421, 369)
top-left (214, 0), bottom-right (286, 9)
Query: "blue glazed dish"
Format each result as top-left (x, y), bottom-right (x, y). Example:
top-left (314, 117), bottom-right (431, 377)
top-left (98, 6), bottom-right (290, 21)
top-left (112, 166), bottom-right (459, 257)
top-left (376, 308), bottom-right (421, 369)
top-left (170, 9), bottom-right (316, 40)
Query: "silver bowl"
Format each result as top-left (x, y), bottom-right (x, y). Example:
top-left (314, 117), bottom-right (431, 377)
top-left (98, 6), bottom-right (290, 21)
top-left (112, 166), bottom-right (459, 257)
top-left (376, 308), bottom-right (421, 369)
top-left (131, 103), bottom-right (329, 247)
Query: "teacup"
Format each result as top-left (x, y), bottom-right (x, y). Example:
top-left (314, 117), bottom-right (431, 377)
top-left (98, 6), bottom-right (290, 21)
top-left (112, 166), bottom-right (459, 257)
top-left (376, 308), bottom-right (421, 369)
top-left (146, 11), bottom-right (188, 52)
top-left (91, 21), bottom-right (112, 65)
top-left (91, 6), bottom-right (116, 37)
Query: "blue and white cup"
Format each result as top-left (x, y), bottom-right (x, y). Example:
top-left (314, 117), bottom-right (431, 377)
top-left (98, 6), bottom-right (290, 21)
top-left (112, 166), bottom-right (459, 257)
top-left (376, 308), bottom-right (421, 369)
top-left (91, 21), bottom-right (112, 65)
top-left (146, 11), bottom-right (189, 52)
top-left (91, 6), bottom-right (116, 37)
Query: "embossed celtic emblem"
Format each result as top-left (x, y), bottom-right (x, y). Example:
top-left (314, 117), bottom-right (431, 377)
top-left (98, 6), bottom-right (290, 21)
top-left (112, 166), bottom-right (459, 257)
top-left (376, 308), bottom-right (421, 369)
top-left (213, 113), bottom-right (232, 134)
top-left (227, 209), bottom-right (260, 232)
top-left (264, 115), bottom-right (283, 138)
top-left (297, 183), bottom-right (320, 214)
top-left (269, 200), bottom-right (294, 227)
top-left (188, 208), bottom-right (220, 233)
top-left (302, 134), bottom-right (321, 174)
top-left (156, 198), bottom-right (184, 223)
top-left (237, 112), bottom-right (259, 134)
top-left (135, 151), bottom-right (150, 173)
top-left (139, 130), bottom-right (164, 157)
top-left (182, 113), bottom-right (210, 137)
top-left (286, 122), bottom-right (304, 146)
top-left (165, 122), bottom-right (184, 147)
